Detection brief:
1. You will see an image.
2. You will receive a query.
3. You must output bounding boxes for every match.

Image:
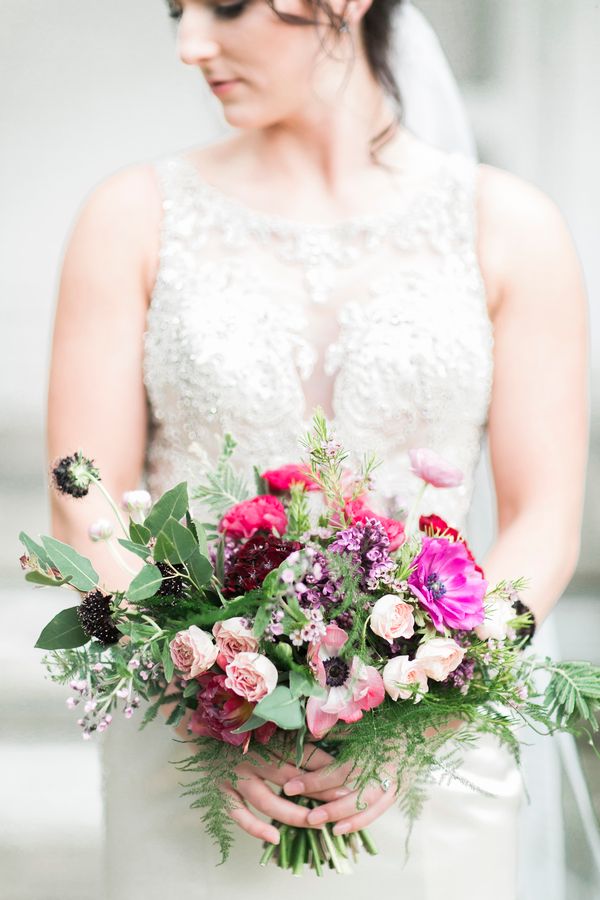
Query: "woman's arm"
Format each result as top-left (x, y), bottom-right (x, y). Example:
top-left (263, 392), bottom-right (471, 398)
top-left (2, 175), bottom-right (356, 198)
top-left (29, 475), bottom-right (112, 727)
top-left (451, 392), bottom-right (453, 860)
top-left (476, 164), bottom-right (590, 626)
top-left (47, 164), bottom-right (160, 589)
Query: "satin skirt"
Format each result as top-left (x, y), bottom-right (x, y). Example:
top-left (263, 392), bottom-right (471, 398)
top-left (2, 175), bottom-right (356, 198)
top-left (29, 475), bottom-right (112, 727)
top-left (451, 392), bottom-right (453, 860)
top-left (101, 716), bottom-right (523, 900)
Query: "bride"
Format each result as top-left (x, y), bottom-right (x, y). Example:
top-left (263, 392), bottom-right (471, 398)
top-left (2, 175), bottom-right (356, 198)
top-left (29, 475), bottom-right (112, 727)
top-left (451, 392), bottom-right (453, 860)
top-left (46, 1), bottom-right (591, 898)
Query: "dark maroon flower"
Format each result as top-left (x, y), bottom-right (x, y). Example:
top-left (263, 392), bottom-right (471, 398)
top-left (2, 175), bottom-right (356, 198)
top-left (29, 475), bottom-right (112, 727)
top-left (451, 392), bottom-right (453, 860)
top-left (77, 590), bottom-right (120, 645)
top-left (223, 531), bottom-right (302, 598)
top-left (419, 513), bottom-right (485, 577)
top-left (189, 673), bottom-right (276, 748)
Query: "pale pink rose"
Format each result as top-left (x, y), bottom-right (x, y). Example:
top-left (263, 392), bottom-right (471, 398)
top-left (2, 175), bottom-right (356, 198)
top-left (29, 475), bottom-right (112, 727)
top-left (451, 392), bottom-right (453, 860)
top-left (212, 617), bottom-right (259, 670)
top-left (224, 651), bottom-right (278, 703)
top-left (408, 448), bottom-right (464, 489)
top-left (169, 625), bottom-right (218, 679)
top-left (475, 597), bottom-right (515, 642)
top-left (382, 655), bottom-right (429, 702)
top-left (415, 637), bottom-right (465, 681)
top-left (370, 594), bottom-right (415, 644)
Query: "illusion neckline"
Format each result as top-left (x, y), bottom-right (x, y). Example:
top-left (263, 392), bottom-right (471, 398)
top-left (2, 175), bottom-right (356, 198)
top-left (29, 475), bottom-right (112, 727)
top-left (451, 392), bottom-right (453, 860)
top-left (173, 148), bottom-right (463, 236)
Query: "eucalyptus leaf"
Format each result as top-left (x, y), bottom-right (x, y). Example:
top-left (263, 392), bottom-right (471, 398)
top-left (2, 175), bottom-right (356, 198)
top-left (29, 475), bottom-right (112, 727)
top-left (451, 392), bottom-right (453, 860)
top-left (19, 531), bottom-right (53, 571)
top-left (41, 536), bottom-right (98, 592)
top-left (25, 571), bottom-right (72, 587)
top-left (127, 564), bottom-right (163, 602)
top-left (144, 482), bottom-right (189, 536)
top-left (230, 712), bottom-right (269, 735)
top-left (162, 642), bottom-right (175, 683)
top-left (289, 668), bottom-right (327, 700)
top-left (118, 539), bottom-right (151, 561)
top-left (153, 532), bottom-right (176, 564)
top-left (161, 517), bottom-right (197, 563)
top-left (254, 685), bottom-right (304, 730)
top-left (35, 606), bottom-right (89, 650)
top-left (187, 548), bottom-right (213, 590)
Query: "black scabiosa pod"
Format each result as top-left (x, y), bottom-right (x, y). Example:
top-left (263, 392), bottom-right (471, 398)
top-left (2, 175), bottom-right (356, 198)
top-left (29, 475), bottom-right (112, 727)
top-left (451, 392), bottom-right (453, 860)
top-left (155, 561), bottom-right (188, 599)
top-left (77, 590), bottom-right (121, 645)
top-left (51, 451), bottom-right (100, 498)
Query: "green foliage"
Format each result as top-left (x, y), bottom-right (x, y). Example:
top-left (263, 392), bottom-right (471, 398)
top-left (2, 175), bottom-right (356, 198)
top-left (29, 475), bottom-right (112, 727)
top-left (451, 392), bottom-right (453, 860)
top-left (117, 539), bottom-right (151, 561)
top-left (144, 482), bottom-right (189, 536)
top-left (35, 606), bottom-right (89, 650)
top-left (192, 434), bottom-right (249, 518)
top-left (127, 564), bottom-right (164, 602)
top-left (25, 571), bottom-right (72, 587)
top-left (254, 685), bottom-right (304, 730)
top-left (542, 660), bottom-right (600, 729)
top-left (19, 531), bottom-right (53, 571)
top-left (285, 483), bottom-right (311, 541)
top-left (129, 521), bottom-right (151, 544)
top-left (41, 536), bottom-right (98, 592)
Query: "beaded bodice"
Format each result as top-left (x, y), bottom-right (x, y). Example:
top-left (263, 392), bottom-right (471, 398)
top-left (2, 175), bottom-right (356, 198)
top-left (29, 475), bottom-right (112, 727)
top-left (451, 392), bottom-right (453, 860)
top-left (143, 137), bottom-right (494, 534)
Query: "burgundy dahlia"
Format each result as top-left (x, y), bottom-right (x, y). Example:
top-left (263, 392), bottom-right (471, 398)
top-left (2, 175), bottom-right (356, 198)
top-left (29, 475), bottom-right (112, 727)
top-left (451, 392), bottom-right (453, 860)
top-left (223, 531), bottom-right (302, 598)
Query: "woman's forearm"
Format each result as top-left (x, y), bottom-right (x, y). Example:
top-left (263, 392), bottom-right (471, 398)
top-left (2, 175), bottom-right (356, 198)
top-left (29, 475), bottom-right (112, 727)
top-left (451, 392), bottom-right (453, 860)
top-left (480, 506), bottom-right (580, 626)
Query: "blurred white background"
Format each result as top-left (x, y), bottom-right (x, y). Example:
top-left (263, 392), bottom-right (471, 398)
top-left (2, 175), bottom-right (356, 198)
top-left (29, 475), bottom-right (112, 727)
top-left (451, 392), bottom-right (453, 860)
top-left (1, 1), bottom-right (599, 898)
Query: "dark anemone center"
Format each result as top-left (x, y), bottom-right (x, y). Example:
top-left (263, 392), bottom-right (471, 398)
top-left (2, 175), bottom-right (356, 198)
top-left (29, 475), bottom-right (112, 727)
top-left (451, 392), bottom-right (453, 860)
top-left (323, 656), bottom-right (349, 687)
top-left (426, 572), bottom-right (446, 600)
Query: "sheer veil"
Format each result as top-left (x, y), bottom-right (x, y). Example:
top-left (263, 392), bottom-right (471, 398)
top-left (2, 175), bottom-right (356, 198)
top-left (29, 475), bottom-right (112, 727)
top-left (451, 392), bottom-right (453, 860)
top-left (390, 5), bottom-right (600, 897)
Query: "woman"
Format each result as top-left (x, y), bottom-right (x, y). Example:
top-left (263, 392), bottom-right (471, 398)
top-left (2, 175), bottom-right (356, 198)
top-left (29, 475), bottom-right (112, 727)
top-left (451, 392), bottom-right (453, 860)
top-left (47, 1), bottom-right (589, 898)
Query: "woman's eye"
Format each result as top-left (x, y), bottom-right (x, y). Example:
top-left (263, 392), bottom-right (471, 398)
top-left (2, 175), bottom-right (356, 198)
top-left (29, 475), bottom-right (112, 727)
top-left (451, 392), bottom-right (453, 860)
top-left (214, 1), bottom-right (248, 19)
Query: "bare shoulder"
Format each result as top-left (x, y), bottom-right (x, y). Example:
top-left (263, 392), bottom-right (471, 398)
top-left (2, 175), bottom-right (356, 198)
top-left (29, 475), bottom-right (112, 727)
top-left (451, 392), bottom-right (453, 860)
top-left (69, 162), bottom-right (162, 299)
top-left (473, 162), bottom-right (583, 320)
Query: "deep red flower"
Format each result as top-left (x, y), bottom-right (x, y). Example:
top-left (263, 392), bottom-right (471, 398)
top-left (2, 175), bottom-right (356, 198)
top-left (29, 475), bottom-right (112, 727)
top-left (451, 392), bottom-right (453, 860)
top-left (189, 673), bottom-right (276, 750)
top-left (419, 514), bottom-right (484, 577)
top-left (223, 531), bottom-right (303, 598)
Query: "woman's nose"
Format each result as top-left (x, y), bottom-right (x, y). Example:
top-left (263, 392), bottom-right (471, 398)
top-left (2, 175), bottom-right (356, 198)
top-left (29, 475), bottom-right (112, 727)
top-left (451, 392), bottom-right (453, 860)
top-left (177, 14), bottom-right (221, 66)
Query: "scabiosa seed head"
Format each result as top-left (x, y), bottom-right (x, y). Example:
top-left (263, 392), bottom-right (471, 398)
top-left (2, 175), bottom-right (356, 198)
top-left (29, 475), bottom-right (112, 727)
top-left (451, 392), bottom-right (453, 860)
top-left (51, 451), bottom-right (100, 498)
top-left (155, 561), bottom-right (188, 599)
top-left (77, 589), bottom-right (121, 645)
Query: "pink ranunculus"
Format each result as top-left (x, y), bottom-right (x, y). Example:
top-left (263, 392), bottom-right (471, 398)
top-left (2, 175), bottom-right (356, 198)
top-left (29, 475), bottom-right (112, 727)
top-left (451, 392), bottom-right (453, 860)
top-left (169, 625), bottom-right (218, 678)
top-left (415, 637), bottom-right (465, 681)
top-left (224, 651), bottom-right (278, 703)
top-left (345, 498), bottom-right (406, 552)
top-left (409, 448), bottom-right (464, 489)
top-left (189, 673), bottom-right (277, 748)
top-left (218, 495), bottom-right (288, 540)
top-left (306, 623), bottom-right (385, 739)
top-left (408, 536), bottom-right (487, 632)
top-left (382, 655), bottom-right (429, 702)
top-left (212, 617), bottom-right (259, 670)
top-left (261, 464), bottom-right (319, 493)
top-left (370, 594), bottom-right (415, 644)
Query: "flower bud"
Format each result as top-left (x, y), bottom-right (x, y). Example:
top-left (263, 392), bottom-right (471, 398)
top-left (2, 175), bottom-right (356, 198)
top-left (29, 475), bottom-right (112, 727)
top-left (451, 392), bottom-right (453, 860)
top-left (121, 490), bottom-right (152, 516)
top-left (88, 519), bottom-right (114, 543)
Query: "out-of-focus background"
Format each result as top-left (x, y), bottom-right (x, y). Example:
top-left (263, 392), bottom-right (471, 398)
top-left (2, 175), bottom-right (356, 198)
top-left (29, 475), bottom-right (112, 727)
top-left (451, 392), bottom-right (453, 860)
top-left (1, 1), bottom-right (598, 898)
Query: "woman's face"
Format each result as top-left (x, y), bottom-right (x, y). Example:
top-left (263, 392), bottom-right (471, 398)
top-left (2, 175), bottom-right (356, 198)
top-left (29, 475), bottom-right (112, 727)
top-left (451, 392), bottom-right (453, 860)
top-left (168, 0), bottom-right (349, 129)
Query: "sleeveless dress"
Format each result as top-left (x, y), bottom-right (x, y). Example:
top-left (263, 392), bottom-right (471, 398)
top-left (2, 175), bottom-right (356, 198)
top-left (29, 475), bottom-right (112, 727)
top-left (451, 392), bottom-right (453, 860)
top-left (101, 135), bottom-right (525, 899)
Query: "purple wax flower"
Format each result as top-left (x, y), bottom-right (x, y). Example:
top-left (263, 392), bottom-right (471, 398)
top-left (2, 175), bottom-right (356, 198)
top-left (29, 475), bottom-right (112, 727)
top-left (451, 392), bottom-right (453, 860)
top-left (329, 518), bottom-right (395, 590)
top-left (408, 537), bottom-right (487, 632)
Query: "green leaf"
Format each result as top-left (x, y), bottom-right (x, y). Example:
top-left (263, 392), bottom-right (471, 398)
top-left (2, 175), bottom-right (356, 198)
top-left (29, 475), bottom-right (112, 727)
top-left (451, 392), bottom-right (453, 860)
top-left (253, 466), bottom-right (269, 495)
top-left (162, 642), bottom-right (175, 683)
top-left (269, 641), bottom-right (294, 670)
top-left (35, 606), bottom-right (89, 650)
top-left (187, 548), bottom-right (213, 590)
top-left (261, 568), bottom-right (283, 598)
top-left (41, 536), bottom-right (98, 592)
top-left (295, 721), bottom-right (308, 768)
top-left (254, 685), bottom-right (304, 730)
top-left (183, 680), bottom-right (200, 699)
top-left (144, 482), bottom-right (189, 536)
top-left (25, 571), bottom-right (72, 587)
top-left (252, 603), bottom-right (273, 638)
top-left (127, 564), bottom-right (163, 602)
top-left (129, 521), bottom-right (151, 544)
top-left (153, 532), bottom-right (176, 563)
top-left (161, 517), bottom-right (198, 564)
top-left (118, 539), bottom-right (151, 561)
top-left (230, 713), bottom-right (269, 735)
top-left (19, 531), bottom-right (53, 571)
top-left (166, 704), bottom-right (186, 727)
top-left (289, 668), bottom-right (327, 700)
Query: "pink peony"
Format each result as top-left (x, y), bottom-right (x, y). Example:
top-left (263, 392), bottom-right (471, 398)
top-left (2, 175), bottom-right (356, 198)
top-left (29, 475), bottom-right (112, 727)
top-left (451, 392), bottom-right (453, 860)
top-left (382, 655), bottom-right (429, 702)
top-left (212, 617), bottom-right (259, 670)
top-left (169, 625), bottom-right (218, 678)
top-left (408, 536), bottom-right (487, 632)
top-left (415, 637), bottom-right (465, 681)
top-left (261, 464), bottom-right (319, 492)
top-left (189, 672), bottom-right (276, 748)
top-left (218, 495), bottom-right (287, 540)
top-left (306, 623), bottom-right (385, 739)
top-left (345, 498), bottom-right (406, 551)
top-left (224, 651), bottom-right (278, 703)
top-left (409, 448), bottom-right (464, 489)
top-left (370, 594), bottom-right (415, 644)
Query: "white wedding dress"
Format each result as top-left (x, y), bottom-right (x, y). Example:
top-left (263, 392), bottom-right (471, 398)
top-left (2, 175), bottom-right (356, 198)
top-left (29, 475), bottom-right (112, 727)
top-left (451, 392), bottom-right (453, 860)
top-left (101, 130), bottom-right (526, 899)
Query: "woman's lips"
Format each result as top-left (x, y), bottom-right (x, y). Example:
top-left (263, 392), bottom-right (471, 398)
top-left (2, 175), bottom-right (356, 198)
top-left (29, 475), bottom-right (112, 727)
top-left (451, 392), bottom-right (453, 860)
top-left (208, 79), bottom-right (240, 96)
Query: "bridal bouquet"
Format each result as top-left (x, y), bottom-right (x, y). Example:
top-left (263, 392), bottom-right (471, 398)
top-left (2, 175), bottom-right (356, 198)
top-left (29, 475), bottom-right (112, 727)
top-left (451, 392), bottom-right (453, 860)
top-left (19, 413), bottom-right (600, 876)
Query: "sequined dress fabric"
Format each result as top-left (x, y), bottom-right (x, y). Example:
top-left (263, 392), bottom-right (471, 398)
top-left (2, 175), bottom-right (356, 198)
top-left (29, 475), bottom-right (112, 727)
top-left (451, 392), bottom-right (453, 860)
top-left (101, 139), bottom-right (523, 899)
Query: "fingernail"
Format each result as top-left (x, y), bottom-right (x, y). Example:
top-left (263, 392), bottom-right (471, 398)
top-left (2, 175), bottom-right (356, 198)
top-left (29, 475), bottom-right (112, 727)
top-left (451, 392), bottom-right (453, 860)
top-left (307, 809), bottom-right (327, 825)
top-left (334, 788), bottom-right (351, 798)
top-left (333, 821), bottom-right (351, 835)
top-left (284, 779), bottom-right (304, 795)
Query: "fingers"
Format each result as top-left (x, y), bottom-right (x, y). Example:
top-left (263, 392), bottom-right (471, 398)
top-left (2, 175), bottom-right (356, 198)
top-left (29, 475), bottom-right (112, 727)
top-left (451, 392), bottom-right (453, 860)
top-left (220, 781), bottom-right (280, 844)
top-left (283, 757), bottom-right (358, 797)
top-left (268, 741), bottom-right (335, 771)
top-left (331, 787), bottom-right (397, 836)
top-left (302, 785), bottom-right (381, 827)
top-left (234, 767), bottom-right (311, 828)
